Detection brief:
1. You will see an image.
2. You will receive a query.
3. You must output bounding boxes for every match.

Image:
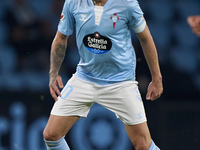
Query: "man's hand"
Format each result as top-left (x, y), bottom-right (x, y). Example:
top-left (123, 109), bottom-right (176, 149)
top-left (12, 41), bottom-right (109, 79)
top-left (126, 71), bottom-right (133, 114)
top-left (146, 78), bottom-right (163, 101)
top-left (49, 74), bottom-right (64, 101)
top-left (187, 15), bottom-right (200, 37)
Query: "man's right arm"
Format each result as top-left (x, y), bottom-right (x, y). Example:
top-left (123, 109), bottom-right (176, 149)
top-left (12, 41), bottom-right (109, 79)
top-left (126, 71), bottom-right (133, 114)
top-left (49, 31), bottom-right (69, 101)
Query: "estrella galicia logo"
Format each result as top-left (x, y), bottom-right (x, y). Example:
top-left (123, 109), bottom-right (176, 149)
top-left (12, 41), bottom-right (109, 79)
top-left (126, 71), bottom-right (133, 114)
top-left (83, 32), bottom-right (112, 54)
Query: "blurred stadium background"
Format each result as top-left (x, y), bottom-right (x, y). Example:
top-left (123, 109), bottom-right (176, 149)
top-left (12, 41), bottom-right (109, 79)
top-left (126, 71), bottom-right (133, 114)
top-left (0, 0), bottom-right (200, 149)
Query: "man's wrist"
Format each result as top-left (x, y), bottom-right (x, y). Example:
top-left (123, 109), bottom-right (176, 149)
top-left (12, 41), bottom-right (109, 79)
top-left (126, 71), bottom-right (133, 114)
top-left (152, 75), bottom-right (162, 82)
top-left (49, 70), bottom-right (58, 77)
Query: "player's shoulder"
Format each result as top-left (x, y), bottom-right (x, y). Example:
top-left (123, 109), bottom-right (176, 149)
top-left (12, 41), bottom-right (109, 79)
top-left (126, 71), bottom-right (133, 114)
top-left (120, 0), bottom-right (141, 12)
top-left (64, 0), bottom-right (77, 3)
top-left (119, 0), bottom-right (140, 10)
top-left (64, 0), bottom-right (92, 9)
top-left (64, 0), bottom-right (74, 4)
top-left (65, 0), bottom-right (91, 4)
top-left (62, 0), bottom-right (77, 11)
top-left (121, 0), bottom-right (139, 5)
top-left (64, 0), bottom-right (77, 6)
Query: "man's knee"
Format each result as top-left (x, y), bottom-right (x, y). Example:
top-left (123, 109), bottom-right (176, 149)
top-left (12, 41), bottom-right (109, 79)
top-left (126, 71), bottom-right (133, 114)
top-left (134, 142), bottom-right (150, 150)
top-left (133, 137), bottom-right (151, 150)
top-left (43, 128), bottom-right (62, 141)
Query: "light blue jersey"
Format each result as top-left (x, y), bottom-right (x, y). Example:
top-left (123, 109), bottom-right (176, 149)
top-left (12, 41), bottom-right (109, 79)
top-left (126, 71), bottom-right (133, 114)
top-left (58, 0), bottom-right (146, 85)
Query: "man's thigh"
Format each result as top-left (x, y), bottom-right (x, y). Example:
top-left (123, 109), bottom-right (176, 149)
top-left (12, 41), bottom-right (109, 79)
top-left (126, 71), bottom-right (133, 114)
top-left (97, 81), bottom-right (147, 125)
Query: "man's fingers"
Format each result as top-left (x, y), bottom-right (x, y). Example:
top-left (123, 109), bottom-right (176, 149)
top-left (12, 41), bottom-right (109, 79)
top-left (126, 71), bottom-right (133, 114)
top-left (146, 80), bottom-right (163, 101)
top-left (192, 27), bottom-right (200, 36)
top-left (150, 90), bottom-right (162, 101)
top-left (146, 91), bottom-right (151, 100)
top-left (187, 16), bottom-right (195, 26)
top-left (188, 16), bottom-right (200, 37)
top-left (50, 87), bottom-right (58, 101)
top-left (147, 86), bottom-right (162, 101)
top-left (57, 76), bottom-right (64, 89)
top-left (150, 94), bottom-right (159, 101)
top-left (49, 75), bottom-right (63, 100)
top-left (52, 84), bottom-right (61, 97)
top-left (146, 85), bottom-right (152, 100)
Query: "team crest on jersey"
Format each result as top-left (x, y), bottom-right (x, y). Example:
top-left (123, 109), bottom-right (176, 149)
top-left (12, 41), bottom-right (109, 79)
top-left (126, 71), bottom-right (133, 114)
top-left (83, 32), bottom-right (112, 54)
top-left (60, 13), bottom-right (65, 22)
top-left (110, 13), bottom-right (119, 29)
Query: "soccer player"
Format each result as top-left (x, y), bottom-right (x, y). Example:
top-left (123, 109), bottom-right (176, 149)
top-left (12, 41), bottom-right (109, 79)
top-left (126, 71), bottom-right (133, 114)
top-left (187, 15), bottom-right (200, 37)
top-left (43, 0), bottom-right (163, 150)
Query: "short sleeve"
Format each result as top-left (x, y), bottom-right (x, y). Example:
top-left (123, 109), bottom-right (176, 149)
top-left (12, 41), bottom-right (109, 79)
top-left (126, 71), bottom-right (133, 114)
top-left (128, 0), bottom-right (146, 33)
top-left (58, 0), bottom-right (75, 36)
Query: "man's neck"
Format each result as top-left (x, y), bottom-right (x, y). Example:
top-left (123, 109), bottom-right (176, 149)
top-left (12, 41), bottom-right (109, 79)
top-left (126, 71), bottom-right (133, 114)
top-left (93, 0), bottom-right (108, 6)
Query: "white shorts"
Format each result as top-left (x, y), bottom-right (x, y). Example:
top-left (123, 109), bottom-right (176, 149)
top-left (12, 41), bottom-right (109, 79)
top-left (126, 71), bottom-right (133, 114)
top-left (51, 75), bottom-right (147, 125)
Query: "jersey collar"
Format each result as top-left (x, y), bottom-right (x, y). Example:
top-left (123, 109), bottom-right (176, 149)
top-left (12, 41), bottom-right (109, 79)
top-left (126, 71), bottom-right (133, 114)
top-left (90, 0), bottom-right (114, 9)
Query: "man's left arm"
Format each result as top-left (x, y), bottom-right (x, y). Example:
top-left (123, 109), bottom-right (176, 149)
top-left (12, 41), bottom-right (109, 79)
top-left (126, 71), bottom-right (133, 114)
top-left (136, 25), bottom-right (163, 101)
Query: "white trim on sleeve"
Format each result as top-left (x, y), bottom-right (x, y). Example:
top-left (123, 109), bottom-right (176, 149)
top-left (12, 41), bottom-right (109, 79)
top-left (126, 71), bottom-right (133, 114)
top-left (132, 18), bottom-right (146, 33)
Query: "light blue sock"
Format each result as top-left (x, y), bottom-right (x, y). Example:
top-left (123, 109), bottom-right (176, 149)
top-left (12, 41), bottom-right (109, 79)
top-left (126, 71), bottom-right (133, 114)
top-left (44, 136), bottom-right (70, 150)
top-left (149, 140), bottom-right (160, 150)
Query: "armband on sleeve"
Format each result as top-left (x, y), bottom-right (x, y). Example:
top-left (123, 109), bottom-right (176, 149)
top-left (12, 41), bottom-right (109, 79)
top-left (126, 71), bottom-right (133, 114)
top-left (132, 17), bottom-right (146, 33)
